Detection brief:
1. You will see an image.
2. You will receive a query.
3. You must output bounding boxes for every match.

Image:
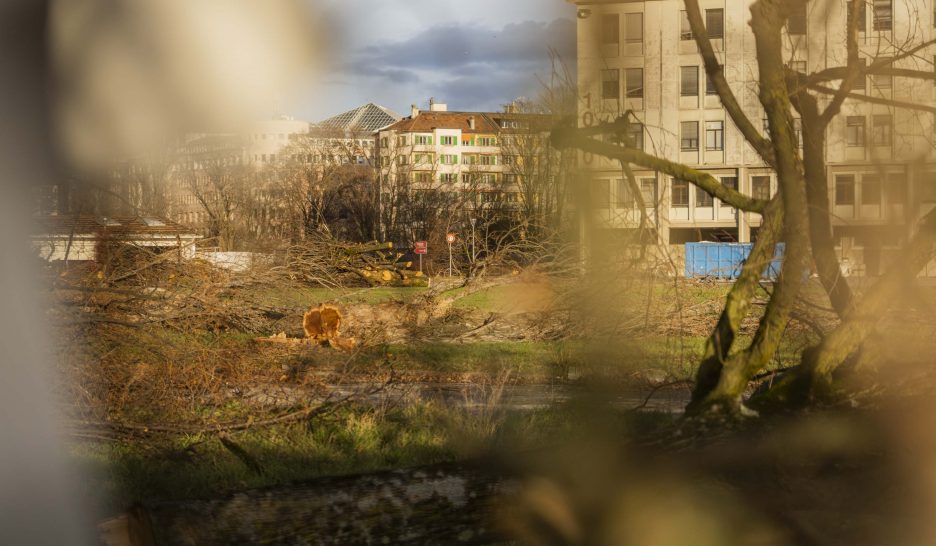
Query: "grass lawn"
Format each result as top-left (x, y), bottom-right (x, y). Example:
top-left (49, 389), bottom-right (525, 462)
top-left (71, 400), bottom-right (677, 518)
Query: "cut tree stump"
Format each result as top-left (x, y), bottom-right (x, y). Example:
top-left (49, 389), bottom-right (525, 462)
top-left (100, 462), bottom-right (512, 546)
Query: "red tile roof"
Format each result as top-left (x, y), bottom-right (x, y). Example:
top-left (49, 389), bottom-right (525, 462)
top-left (382, 112), bottom-right (501, 134)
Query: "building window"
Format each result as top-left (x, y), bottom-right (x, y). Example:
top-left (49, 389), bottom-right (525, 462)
top-left (593, 179), bottom-right (611, 208)
top-left (705, 121), bottom-right (724, 151)
top-left (640, 178), bottom-right (657, 205)
top-left (681, 121), bottom-right (699, 151)
top-left (615, 179), bottom-right (634, 208)
top-left (835, 175), bottom-right (856, 205)
top-left (625, 12), bottom-right (643, 43)
top-left (441, 173), bottom-right (458, 183)
top-left (873, 0), bottom-right (892, 31)
top-left (752, 176), bottom-right (771, 200)
top-left (793, 118), bottom-right (803, 148)
top-left (480, 155), bottom-right (498, 166)
top-left (625, 68), bottom-right (644, 98)
top-left (680, 10), bottom-right (693, 40)
top-left (871, 58), bottom-right (892, 90)
top-left (788, 3), bottom-right (807, 35)
top-left (681, 66), bottom-right (699, 96)
top-left (887, 173), bottom-right (907, 204)
top-left (849, 0), bottom-right (867, 32)
top-left (397, 136), bottom-right (407, 146)
top-left (601, 69), bottom-right (619, 100)
top-left (414, 172), bottom-right (433, 183)
top-left (872, 114), bottom-right (892, 146)
top-left (697, 186), bottom-right (714, 207)
top-left (720, 177), bottom-right (738, 207)
top-left (705, 8), bottom-right (724, 39)
top-left (672, 179), bottom-right (690, 207)
top-left (862, 174), bottom-right (882, 205)
top-left (846, 116), bottom-right (866, 147)
top-left (440, 136), bottom-right (457, 146)
top-left (601, 13), bottom-right (619, 45)
top-left (441, 154), bottom-right (458, 165)
top-left (626, 122), bottom-right (644, 149)
top-left (414, 135), bottom-right (432, 145)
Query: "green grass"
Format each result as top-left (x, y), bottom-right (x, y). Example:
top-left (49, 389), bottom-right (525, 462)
top-left (72, 401), bottom-right (675, 519)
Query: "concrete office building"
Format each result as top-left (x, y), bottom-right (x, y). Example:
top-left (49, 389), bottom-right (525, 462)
top-left (569, 0), bottom-right (936, 274)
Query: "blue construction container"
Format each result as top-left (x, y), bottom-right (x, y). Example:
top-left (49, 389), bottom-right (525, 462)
top-left (685, 242), bottom-right (785, 280)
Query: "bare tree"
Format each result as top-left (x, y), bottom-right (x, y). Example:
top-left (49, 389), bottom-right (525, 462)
top-left (553, 0), bottom-right (936, 416)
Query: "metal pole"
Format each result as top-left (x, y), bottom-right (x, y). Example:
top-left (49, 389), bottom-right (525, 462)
top-left (448, 242), bottom-right (453, 276)
top-left (419, 253), bottom-right (423, 274)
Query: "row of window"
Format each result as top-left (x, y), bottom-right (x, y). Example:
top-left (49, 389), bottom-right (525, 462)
top-left (403, 189), bottom-right (521, 204)
top-left (390, 154), bottom-right (506, 167)
top-left (833, 173), bottom-right (908, 205)
top-left (593, 176), bottom-right (767, 209)
top-left (381, 135), bottom-right (499, 147)
top-left (593, 172), bottom-right (933, 210)
top-left (600, 1), bottom-right (898, 51)
top-left (604, 54), bottom-right (893, 104)
top-left (845, 115), bottom-right (893, 147)
top-left (408, 172), bottom-right (510, 184)
top-left (680, 121), bottom-right (725, 152)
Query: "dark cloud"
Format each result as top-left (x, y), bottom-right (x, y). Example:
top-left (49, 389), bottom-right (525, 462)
top-left (337, 17), bottom-right (575, 107)
top-left (364, 18), bottom-right (574, 70)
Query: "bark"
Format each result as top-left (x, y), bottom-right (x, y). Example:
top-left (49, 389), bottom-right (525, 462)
top-left (684, 0), bottom-right (775, 166)
top-left (551, 125), bottom-right (768, 213)
top-left (759, 209), bottom-right (936, 408)
top-left (687, 199), bottom-right (783, 413)
top-left (111, 462), bottom-right (511, 546)
top-left (798, 97), bottom-right (853, 316)
top-left (691, 0), bottom-right (813, 412)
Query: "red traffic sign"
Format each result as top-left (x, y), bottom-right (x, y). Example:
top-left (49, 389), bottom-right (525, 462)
top-left (446, 233), bottom-right (456, 244)
top-left (414, 241), bottom-right (428, 254)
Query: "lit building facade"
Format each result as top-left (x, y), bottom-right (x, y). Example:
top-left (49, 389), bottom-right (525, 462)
top-left (570, 0), bottom-right (936, 273)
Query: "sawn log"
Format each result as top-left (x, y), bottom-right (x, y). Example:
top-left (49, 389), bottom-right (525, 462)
top-left (102, 462), bottom-right (512, 546)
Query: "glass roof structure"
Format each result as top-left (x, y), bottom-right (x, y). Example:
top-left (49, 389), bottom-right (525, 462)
top-left (316, 103), bottom-right (401, 133)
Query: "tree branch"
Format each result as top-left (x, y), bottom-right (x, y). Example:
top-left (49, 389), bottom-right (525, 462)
top-left (551, 125), bottom-right (768, 213)
top-left (684, 0), bottom-right (776, 166)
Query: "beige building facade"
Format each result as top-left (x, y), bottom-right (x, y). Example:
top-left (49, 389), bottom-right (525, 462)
top-left (570, 0), bottom-right (936, 272)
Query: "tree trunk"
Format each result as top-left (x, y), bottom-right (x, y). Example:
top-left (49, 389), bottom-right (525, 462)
top-left (687, 199), bottom-right (782, 413)
top-left (799, 97), bottom-right (853, 316)
top-left (758, 208), bottom-right (936, 408)
top-left (691, 0), bottom-right (813, 413)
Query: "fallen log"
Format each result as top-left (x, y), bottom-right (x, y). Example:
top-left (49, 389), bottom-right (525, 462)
top-left (100, 462), bottom-right (512, 546)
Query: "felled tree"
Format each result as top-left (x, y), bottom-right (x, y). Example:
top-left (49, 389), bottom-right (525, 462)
top-left (552, 0), bottom-right (936, 416)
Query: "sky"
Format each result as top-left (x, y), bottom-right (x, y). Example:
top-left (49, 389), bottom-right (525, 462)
top-left (297, 0), bottom-right (576, 122)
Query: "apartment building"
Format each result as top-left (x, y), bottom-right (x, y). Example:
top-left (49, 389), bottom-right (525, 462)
top-left (244, 116), bottom-right (311, 166)
top-left (375, 99), bottom-right (554, 216)
top-left (570, 0), bottom-right (936, 273)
